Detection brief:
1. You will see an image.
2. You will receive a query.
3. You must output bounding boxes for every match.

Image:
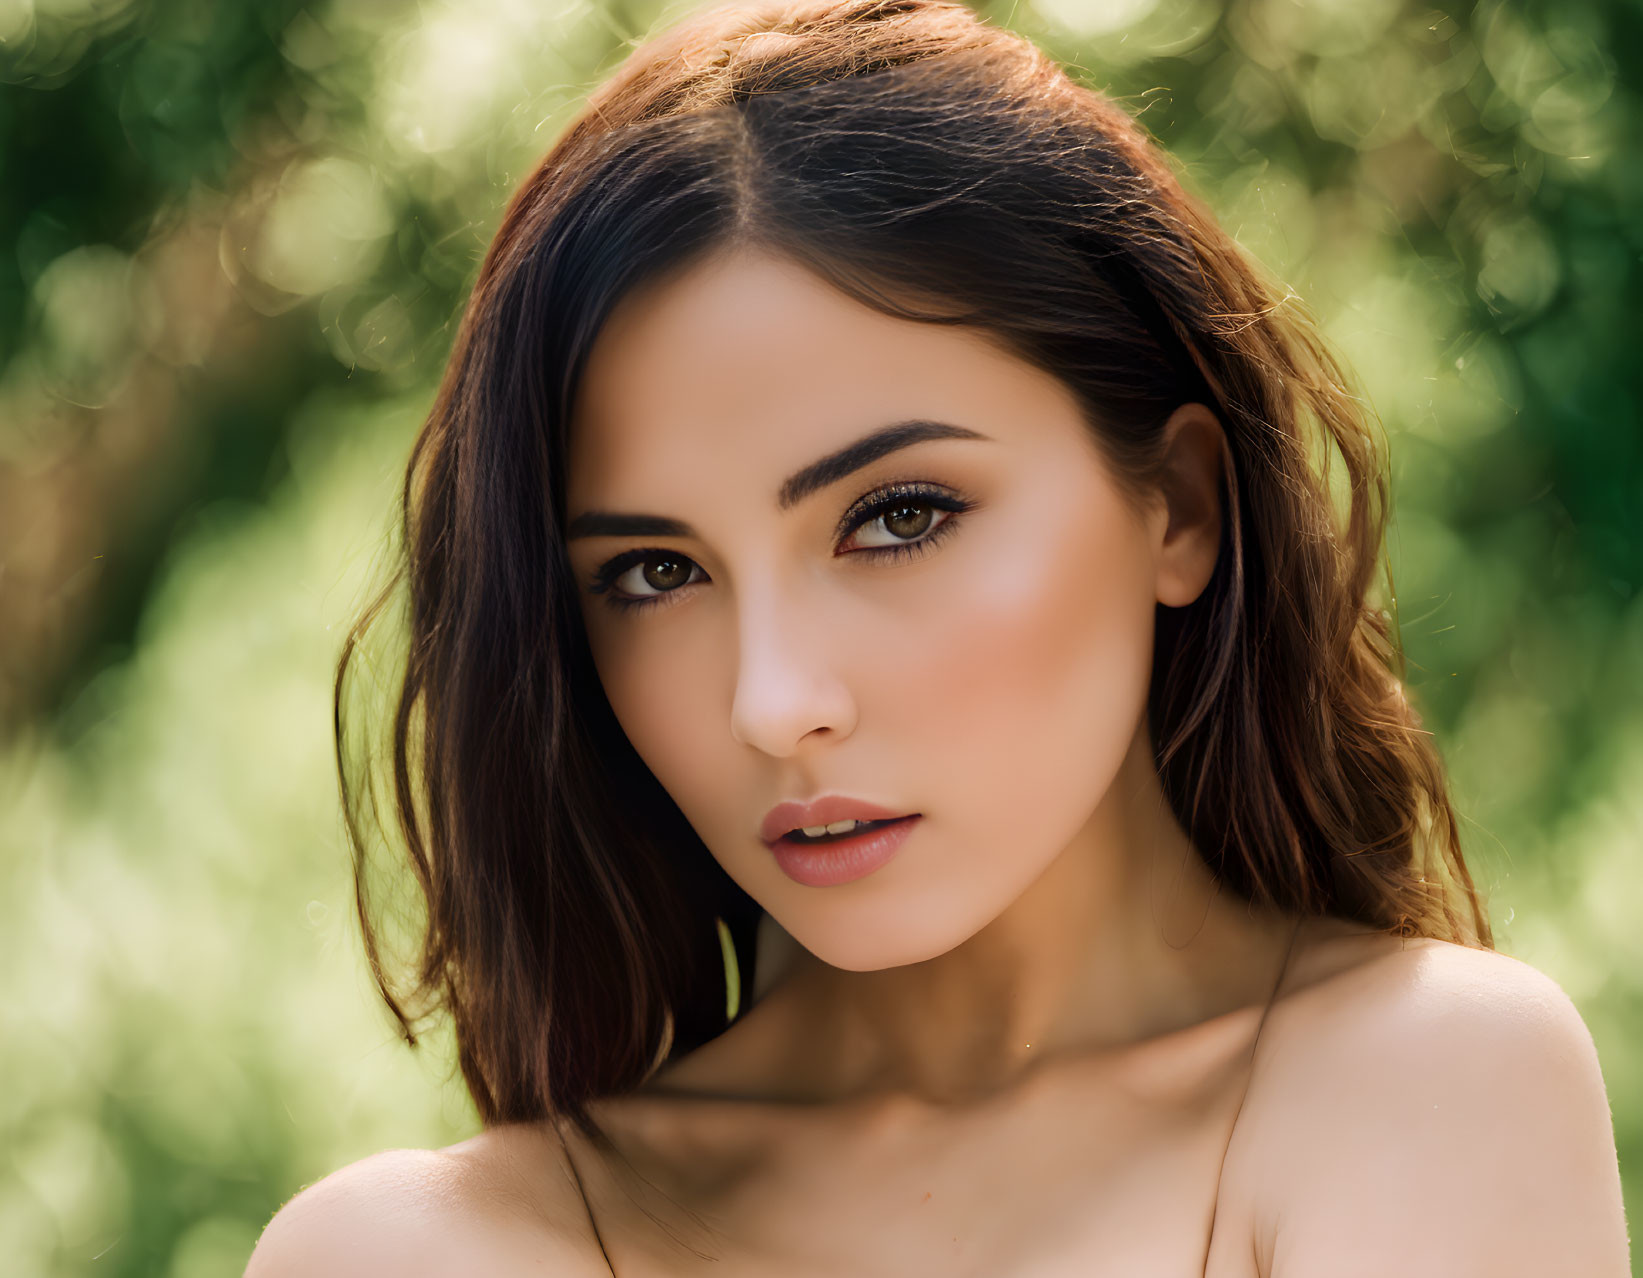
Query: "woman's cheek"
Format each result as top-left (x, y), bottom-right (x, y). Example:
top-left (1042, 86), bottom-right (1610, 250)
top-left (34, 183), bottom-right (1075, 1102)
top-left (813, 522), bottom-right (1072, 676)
top-left (580, 611), bottom-right (700, 794)
top-left (905, 498), bottom-right (1157, 860)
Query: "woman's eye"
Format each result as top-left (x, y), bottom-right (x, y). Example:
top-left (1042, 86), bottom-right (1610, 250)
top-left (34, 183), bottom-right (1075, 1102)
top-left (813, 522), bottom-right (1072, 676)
top-left (589, 552), bottom-right (706, 611)
top-left (587, 481), bottom-right (975, 613)
top-left (840, 496), bottom-right (955, 553)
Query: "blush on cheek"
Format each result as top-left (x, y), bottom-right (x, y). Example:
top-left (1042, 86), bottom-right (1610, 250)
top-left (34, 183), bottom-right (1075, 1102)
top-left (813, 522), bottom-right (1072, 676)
top-left (908, 493), bottom-right (1158, 858)
top-left (941, 491), bottom-right (1152, 706)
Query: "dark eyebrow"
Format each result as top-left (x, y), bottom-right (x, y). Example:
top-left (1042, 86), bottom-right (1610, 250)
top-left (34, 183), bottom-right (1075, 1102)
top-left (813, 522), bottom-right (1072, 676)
top-left (565, 419), bottom-right (990, 541)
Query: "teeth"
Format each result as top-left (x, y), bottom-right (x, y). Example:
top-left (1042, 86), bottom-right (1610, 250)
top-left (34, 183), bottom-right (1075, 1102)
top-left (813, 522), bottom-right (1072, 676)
top-left (799, 819), bottom-right (866, 837)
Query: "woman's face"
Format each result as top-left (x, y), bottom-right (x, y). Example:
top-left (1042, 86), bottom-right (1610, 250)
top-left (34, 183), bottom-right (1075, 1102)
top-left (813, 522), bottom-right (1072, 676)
top-left (565, 246), bottom-right (1177, 972)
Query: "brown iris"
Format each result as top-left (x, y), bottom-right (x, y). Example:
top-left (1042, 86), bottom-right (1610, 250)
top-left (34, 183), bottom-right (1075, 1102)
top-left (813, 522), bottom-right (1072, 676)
top-left (640, 555), bottom-right (693, 591)
top-left (880, 503), bottom-right (934, 540)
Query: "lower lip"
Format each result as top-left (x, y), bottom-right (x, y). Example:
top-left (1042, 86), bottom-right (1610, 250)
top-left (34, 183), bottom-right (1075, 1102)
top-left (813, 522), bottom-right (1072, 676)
top-left (770, 816), bottom-right (921, 887)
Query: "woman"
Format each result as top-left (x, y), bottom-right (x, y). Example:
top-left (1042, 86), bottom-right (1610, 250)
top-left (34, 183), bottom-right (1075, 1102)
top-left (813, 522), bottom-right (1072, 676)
top-left (247, 0), bottom-right (1629, 1273)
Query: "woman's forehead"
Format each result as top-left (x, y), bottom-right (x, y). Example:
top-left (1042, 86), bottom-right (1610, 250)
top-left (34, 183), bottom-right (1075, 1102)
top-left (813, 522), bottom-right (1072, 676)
top-left (565, 248), bottom-right (1079, 494)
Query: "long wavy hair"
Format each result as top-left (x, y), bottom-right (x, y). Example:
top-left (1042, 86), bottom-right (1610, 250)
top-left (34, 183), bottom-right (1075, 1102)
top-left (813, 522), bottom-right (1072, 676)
top-left (334, 0), bottom-right (1493, 1142)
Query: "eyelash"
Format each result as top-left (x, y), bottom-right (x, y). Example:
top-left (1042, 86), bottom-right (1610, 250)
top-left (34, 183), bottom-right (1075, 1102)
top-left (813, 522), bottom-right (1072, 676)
top-left (585, 480), bottom-right (976, 614)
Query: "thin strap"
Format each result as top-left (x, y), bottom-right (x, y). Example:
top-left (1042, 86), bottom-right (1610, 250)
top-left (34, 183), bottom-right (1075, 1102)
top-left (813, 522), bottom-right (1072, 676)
top-left (555, 1119), bottom-right (619, 1277)
top-left (1200, 914), bottom-right (1306, 1276)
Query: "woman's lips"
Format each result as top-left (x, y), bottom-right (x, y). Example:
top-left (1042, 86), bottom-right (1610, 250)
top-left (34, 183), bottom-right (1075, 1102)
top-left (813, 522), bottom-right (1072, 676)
top-left (769, 815), bottom-right (921, 887)
top-left (760, 796), bottom-right (915, 846)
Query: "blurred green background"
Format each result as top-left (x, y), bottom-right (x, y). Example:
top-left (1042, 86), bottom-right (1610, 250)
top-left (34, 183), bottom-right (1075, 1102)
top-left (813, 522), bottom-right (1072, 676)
top-left (1, 0), bottom-right (1638, 1272)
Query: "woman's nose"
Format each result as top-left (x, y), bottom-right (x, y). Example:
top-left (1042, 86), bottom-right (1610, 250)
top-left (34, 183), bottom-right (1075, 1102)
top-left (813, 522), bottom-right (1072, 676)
top-left (727, 592), bottom-right (858, 758)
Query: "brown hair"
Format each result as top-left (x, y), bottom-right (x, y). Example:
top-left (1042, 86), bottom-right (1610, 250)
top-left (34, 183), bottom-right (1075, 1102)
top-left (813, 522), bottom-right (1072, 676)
top-left (334, 0), bottom-right (1493, 1141)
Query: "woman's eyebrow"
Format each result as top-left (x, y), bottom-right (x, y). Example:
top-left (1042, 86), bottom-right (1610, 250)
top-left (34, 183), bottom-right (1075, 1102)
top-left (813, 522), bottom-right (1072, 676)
top-left (565, 419), bottom-right (990, 541)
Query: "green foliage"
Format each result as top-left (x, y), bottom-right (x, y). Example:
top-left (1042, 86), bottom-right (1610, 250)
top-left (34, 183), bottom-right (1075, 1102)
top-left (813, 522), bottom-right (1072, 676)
top-left (1, 0), bottom-right (1638, 1272)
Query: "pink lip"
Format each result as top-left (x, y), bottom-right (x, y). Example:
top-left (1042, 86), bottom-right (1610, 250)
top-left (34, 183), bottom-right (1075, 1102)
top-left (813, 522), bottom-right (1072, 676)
top-left (759, 795), bottom-right (919, 847)
top-left (769, 816), bottom-right (921, 887)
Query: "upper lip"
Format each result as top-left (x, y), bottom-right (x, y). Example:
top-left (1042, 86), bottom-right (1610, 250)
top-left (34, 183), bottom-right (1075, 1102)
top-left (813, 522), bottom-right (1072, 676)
top-left (760, 796), bottom-right (918, 846)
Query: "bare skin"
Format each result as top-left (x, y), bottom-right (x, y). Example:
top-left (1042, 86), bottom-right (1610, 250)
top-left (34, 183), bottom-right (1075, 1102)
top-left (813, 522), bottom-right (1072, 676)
top-left (245, 245), bottom-right (1629, 1276)
top-left (517, 913), bottom-right (1427, 1278)
top-left (246, 915), bottom-right (1629, 1277)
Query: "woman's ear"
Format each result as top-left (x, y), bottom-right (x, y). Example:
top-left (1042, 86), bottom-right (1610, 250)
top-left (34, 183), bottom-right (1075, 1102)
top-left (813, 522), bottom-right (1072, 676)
top-left (1149, 402), bottom-right (1226, 608)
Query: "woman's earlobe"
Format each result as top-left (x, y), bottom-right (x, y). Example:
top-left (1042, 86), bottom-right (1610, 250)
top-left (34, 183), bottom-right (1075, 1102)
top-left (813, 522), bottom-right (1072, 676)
top-left (1152, 402), bottom-right (1226, 608)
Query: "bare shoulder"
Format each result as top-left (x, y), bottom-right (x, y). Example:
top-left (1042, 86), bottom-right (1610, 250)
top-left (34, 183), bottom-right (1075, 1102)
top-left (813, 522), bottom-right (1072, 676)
top-left (243, 1123), bottom-right (612, 1277)
top-left (1236, 928), bottom-right (1630, 1277)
